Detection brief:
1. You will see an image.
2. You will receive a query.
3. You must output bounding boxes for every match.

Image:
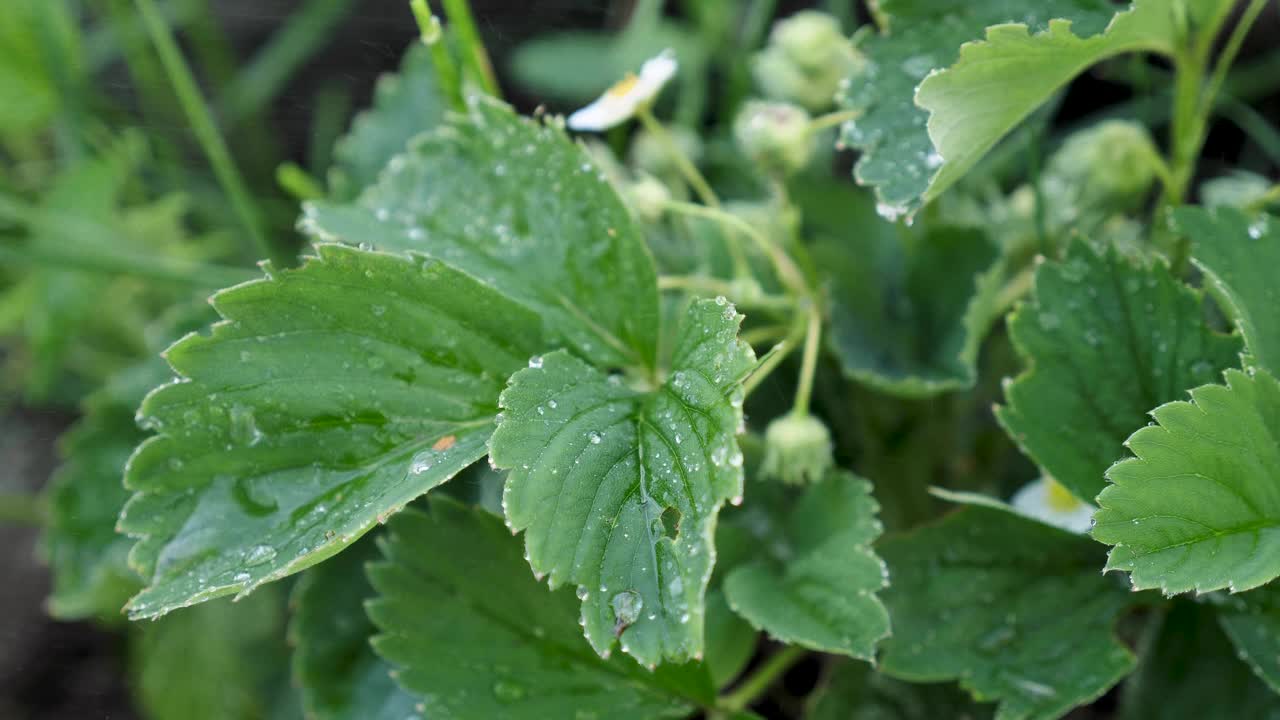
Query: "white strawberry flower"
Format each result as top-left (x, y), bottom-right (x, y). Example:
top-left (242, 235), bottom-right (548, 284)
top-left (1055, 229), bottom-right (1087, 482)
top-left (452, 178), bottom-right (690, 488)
top-left (1011, 477), bottom-right (1095, 534)
top-left (567, 50), bottom-right (677, 132)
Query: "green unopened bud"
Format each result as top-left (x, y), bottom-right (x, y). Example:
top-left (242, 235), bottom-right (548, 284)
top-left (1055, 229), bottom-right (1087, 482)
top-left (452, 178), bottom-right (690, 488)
top-left (734, 100), bottom-right (813, 176)
top-left (625, 173), bottom-right (671, 222)
top-left (761, 413), bottom-right (833, 485)
top-left (1047, 120), bottom-right (1159, 210)
top-left (629, 127), bottom-right (703, 179)
top-left (771, 11), bottom-right (847, 71)
top-left (753, 11), bottom-right (854, 111)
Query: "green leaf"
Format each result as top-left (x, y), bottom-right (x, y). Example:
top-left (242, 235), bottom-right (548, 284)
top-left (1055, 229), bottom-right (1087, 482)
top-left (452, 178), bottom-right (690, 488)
top-left (42, 357), bottom-right (173, 620)
top-left (878, 502), bottom-right (1137, 720)
top-left (305, 95), bottom-right (660, 372)
top-left (997, 241), bottom-right (1242, 501)
top-left (704, 589), bottom-right (756, 689)
top-left (816, 219), bottom-right (1003, 397)
top-left (133, 586), bottom-right (299, 720)
top-left (1177, 207), bottom-right (1280, 376)
top-left (1217, 588), bottom-right (1280, 694)
top-left (291, 537), bottom-right (417, 720)
top-left (366, 497), bottom-right (712, 718)
top-left (838, 0), bottom-right (1116, 216)
top-left (915, 0), bottom-right (1198, 207)
top-left (327, 43), bottom-right (444, 200)
top-left (723, 472), bottom-right (889, 658)
top-left (1120, 601), bottom-right (1280, 719)
top-left (808, 659), bottom-right (993, 720)
top-left (120, 244), bottom-right (544, 618)
top-left (1094, 368), bottom-right (1280, 595)
top-left (490, 298), bottom-right (755, 667)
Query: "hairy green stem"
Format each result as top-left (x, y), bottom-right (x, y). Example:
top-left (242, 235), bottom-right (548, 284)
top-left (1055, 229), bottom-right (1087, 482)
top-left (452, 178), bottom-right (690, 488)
top-left (807, 108), bottom-right (861, 135)
top-left (661, 200), bottom-right (808, 298)
top-left (718, 646), bottom-right (808, 712)
top-left (658, 275), bottom-right (793, 312)
top-left (637, 107), bottom-right (721, 207)
top-left (792, 302), bottom-right (822, 416)
top-left (440, 0), bottom-right (499, 96)
top-left (134, 0), bottom-right (285, 267)
top-left (411, 0), bottom-right (464, 111)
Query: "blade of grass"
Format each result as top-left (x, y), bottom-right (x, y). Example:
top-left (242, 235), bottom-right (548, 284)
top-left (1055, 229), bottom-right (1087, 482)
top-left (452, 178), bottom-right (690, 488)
top-left (221, 0), bottom-right (358, 125)
top-left (133, 0), bottom-right (286, 267)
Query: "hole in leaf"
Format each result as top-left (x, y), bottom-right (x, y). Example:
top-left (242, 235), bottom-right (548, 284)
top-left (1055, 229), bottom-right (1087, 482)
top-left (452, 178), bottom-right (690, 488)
top-left (660, 506), bottom-right (681, 540)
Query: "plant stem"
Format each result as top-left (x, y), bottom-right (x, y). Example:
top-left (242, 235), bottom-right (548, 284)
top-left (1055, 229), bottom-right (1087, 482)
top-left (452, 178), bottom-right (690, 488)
top-left (440, 0), bottom-right (499, 97)
top-left (792, 302), bottom-right (822, 415)
top-left (807, 108), bottom-right (861, 135)
top-left (658, 275), bottom-right (793, 311)
top-left (411, 0), bottom-right (464, 111)
top-left (661, 200), bottom-right (808, 297)
top-left (1164, 0), bottom-right (1268, 268)
top-left (0, 492), bottom-right (46, 528)
top-left (133, 0), bottom-right (286, 267)
top-left (637, 107), bottom-right (721, 207)
top-left (742, 316), bottom-right (806, 396)
top-left (718, 645), bottom-right (808, 712)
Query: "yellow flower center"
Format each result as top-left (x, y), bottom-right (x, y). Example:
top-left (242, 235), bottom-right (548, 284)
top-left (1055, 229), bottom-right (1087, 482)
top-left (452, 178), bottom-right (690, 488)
top-left (607, 73), bottom-right (640, 98)
top-left (1045, 478), bottom-right (1081, 512)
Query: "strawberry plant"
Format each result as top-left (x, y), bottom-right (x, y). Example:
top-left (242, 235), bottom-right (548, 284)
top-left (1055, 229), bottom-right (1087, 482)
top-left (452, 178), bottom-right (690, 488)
top-left (5, 0), bottom-right (1280, 717)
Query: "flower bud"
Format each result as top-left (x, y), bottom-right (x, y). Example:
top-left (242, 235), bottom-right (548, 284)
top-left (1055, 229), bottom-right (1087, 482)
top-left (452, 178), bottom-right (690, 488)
top-left (761, 413), bottom-right (833, 485)
top-left (771, 11), bottom-right (847, 71)
top-left (734, 100), bottom-right (814, 176)
top-left (625, 173), bottom-right (671, 222)
top-left (1046, 120), bottom-right (1159, 211)
top-left (752, 11), bottom-right (855, 111)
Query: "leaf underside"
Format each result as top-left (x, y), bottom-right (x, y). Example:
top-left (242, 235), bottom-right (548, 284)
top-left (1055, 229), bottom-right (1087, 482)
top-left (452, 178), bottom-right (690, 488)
top-left (490, 298), bottom-right (755, 667)
top-left (121, 244), bottom-right (543, 618)
top-left (878, 503), bottom-right (1137, 720)
top-left (1094, 368), bottom-right (1280, 595)
top-left (366, 497), bottom-right (711, 719)
top-left (916, 0), bottom-right (1194, 207)
top-left (838, 0), bottom-right (1115, 215)
top-left (997, 240), bottom-right (1242, 502)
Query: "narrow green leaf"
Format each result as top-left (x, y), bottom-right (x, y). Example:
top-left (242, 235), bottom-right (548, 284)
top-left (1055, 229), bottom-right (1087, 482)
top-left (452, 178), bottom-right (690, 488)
top-left (915, 0), bottom-right (1196, 206)
top-left (1217, 588), bottom-right (1280, 694)
top-left (490, 298), bottom-right (755, 667)
top-left (291, 537), bottom-right (417, 720)
top-left (1177, 207), bottom-right (1280, 376)
top-left (306, 95), bottom-right (660, 372)
top-left (121, 244), bottom-right (544, 618)
top-left (838, 0), bottom-right (1115, 216)
top-left (878, 502), bottom-right (1137, 720)
top-left (326, 43), bottom-right (444, 200)
top-left (366, 497), bottom-right (711, 719)
top-left (1094, 368), bottom-right (1280, 595)
top-left (1120, 601), bottom-right (1280, 719)
top-left (817, 222), bottom-right (1003, 397)
top-left (997, 241), bottom-right (1241, 501)
top-left (723, 472), bottom-right (889, 658)
top-left (133, 587), bottom-right (299, 720)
